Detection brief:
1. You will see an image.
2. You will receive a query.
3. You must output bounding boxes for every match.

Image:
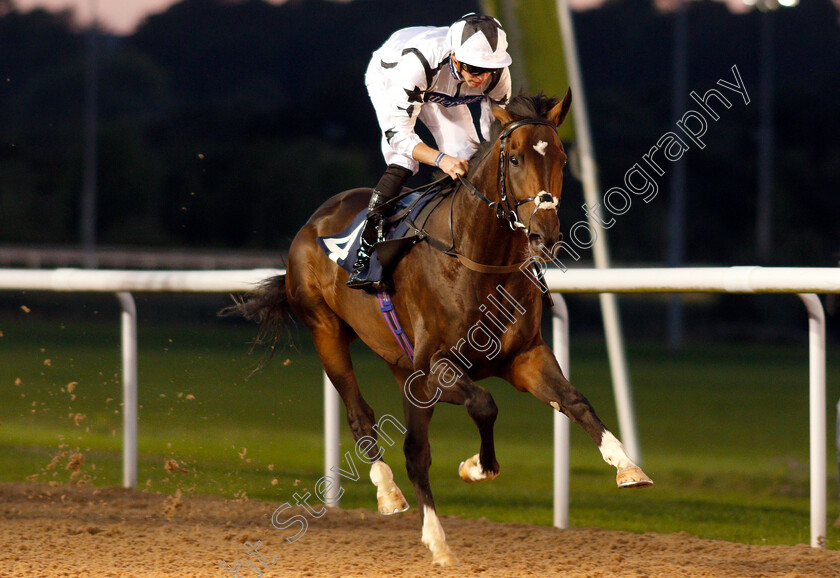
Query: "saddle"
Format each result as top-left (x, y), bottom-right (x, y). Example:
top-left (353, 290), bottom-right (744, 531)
top-left (316, 185), bottom-right (452, 286)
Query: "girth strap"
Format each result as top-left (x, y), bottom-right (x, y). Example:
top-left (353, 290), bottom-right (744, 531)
top-left (377, 290), bottom-right (414, 363)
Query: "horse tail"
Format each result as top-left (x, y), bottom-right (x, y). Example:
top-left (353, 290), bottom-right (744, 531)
top-left (219, 274), bottom-right (293, 366)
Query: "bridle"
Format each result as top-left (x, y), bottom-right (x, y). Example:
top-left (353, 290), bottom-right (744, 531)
top-left (457, 117), bottom-right (560, 232)
top-left (399, 116), bottom-right (564, 275)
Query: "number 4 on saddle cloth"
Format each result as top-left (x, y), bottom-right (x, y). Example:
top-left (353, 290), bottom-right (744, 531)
top-left (316, 188), bottom-right (447, 291)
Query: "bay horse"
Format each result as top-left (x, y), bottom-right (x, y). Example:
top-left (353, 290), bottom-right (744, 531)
top-left (226, 91), bottom-right (652, 566)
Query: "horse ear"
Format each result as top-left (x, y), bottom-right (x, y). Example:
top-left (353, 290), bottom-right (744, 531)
top-left (493, 103), bottom-right (515, 126)
top-left (548, 88), bottom-right (572, 127)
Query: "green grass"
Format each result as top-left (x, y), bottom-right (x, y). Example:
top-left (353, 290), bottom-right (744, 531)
top-left (0, 311), bottom-right (838, 549)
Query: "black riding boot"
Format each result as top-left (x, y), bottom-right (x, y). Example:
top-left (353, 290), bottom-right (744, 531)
top-left (346, 165), bottom-right (411, 290)
top-left (346, 191), bottom-right (388, 289)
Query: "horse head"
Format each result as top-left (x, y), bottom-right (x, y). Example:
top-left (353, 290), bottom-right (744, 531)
top-left (490, 89), bottom-right (572, 260)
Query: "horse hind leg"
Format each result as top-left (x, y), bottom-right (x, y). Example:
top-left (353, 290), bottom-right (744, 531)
top-left (422, 504), bottom-right (457, 567)
top-left (312, 323), bottom-right (409, 514)
top-left (401, 399), bottom-right (458, 566)
top-left (369, 460), bottom-right (409, 515)
top-left (395, 368), bottom-right (460, 566)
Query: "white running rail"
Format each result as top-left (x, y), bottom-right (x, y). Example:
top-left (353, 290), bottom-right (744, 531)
top-left (0, 266), bottom-right (837, 548)
top-left (543, 266), bottom-right (839, 549)
top-left (0, 268), bottom-right (281, 488)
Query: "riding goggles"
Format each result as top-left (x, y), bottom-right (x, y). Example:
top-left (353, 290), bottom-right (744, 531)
top-left (459, 61), bottom-right (498, 76)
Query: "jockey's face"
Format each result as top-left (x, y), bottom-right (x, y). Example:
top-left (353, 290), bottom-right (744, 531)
top-left (454, 57), bottom-right (494, 88)
top-left (462, 68), bottom-right (491, 88)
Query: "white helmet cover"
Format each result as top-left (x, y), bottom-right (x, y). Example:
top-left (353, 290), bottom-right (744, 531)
top-left (447, 13), bottom-right (512, 70)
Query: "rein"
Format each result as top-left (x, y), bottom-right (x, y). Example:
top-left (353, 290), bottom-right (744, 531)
top-left (422, 117), bottom-right (561, 274)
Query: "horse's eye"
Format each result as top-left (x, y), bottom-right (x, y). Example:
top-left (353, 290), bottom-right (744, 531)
top-left (510, 156), bottom-right (519, 166)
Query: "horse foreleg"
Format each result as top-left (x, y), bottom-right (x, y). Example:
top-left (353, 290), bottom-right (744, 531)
top-left (507, 345), bottom-right (653, 489)
top-left (445, 388), bottom-right (500, 483)
top-left (427, 354), bottom-right (500, 483)
top-left (459, 386), bottom-right (500, 483)
top-left (596, 430), bottom-right (653, 488)
top-left (401, 397), bottom-right (458, 566)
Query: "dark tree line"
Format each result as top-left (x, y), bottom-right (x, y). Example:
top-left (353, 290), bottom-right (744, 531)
top-left (0, 0), bottom-right (838, 266)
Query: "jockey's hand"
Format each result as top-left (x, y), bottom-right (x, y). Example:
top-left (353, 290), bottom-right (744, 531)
top-left (439, 155), bottom-right (469, 180)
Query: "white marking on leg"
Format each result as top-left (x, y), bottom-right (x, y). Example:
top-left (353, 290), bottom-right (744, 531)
top-left (422, 505), bottom-right (457, 566)
top-left (533, 140), bottom-right (549, 156)
top-left (598, 430), bottom-right (634, 470)
top-left (421, 505), bottom-right (445, 548)
top-left (458, 453), bottom-right (497, 483)
top-left (369, 460), bottom-right (392, 486)
top-left (370, 461), bottom-right (409, 514)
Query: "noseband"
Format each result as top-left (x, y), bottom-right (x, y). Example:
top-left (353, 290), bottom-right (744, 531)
top-left (458, 117), bottom-right (559, 232)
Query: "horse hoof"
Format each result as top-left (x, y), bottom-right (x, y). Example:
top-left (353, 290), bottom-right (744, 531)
top-left (616, 466), bottom-right (654, 488)
top-left (458, 454), bottom-right (499, 483)
top-left (431, 550), bottom-right (459, 567)
top-left (377, 487), bottom-right (410, 515)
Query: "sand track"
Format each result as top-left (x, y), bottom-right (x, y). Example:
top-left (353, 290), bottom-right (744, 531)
top-left (1, 482), bottom-right (839, 577)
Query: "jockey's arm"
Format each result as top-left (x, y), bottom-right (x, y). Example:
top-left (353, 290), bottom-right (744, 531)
top-left (412, 142), bottom-right (468, 180)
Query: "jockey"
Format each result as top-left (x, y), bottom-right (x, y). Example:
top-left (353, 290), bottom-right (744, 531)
top-left (346, 13), bottom-right (513, 289)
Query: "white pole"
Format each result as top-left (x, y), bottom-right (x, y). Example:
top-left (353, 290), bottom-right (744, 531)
top-left (555, 0), bottom-right (640, 463)
top-left (836, 397), bottom-right (840, 510)
top-left (551, 294), bottom-right (571, 529)
top-left (323, 372), bottom-right (342, 506)
top-left (798, 294), bottom-right (826, 548)
top-left (116, 292), bottom-right (137, 489)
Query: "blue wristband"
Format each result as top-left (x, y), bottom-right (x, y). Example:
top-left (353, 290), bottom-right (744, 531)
top-left (434, 152), bottom-right (445, 167)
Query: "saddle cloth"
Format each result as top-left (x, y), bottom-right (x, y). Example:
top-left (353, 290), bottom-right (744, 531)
top-left (316, 189), bottom-right (441, 284)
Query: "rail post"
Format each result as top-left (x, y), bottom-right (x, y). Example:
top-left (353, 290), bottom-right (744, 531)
top-left (551, 294), bottom-right (571, 529)
top-left (116, 292), bottom-right (137, 489)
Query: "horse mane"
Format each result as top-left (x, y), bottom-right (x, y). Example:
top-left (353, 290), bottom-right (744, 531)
top-left (466, 92), bottom-right (561, 179)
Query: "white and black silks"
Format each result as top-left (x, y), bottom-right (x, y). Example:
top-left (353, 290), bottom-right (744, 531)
top-left (365, 26), bottom-right (512, 174)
